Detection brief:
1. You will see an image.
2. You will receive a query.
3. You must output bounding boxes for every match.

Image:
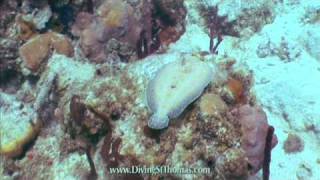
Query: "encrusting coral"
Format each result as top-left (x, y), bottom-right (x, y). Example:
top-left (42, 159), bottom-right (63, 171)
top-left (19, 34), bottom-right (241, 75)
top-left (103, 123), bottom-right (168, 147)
top-left (0, 48), bottom-right (279, 179)
top-left (19, 31), bottom-right (74, 74)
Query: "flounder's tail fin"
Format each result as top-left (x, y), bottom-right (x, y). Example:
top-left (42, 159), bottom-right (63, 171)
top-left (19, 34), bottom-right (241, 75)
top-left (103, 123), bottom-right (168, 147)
top-left (148, 112), bottom-right (169, 130)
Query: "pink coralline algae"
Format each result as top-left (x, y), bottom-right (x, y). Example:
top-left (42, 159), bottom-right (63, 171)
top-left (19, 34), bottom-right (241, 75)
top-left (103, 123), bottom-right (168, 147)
top-left (230, 104), bottom-right (278, 174)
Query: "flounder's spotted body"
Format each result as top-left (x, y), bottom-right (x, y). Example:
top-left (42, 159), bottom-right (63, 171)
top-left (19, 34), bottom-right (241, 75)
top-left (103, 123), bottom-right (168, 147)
top-left (147, 58), bottom-right (214, 129)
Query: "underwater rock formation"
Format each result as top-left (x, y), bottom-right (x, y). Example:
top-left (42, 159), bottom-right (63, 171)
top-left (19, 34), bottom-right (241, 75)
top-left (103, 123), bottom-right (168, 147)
top-left (72, 0), bottom-right (186, 63)
top-left (0, 46), bottom-right (279, 179)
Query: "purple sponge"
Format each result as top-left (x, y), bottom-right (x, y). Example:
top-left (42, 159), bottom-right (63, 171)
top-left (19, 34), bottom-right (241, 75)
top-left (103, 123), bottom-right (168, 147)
top-left (230, 104), bottom-right (278, 174)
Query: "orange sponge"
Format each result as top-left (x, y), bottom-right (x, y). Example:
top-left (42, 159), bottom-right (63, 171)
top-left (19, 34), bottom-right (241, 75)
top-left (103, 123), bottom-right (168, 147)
top-left (227, 77), bottom-right (245, 104)
top-left (19, 32), bottom-right (74, 73)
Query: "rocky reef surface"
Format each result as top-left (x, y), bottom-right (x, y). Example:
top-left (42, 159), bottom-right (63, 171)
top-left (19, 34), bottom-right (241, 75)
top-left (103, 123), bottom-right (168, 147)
top-left (1, 0), bottom-right (319, 180)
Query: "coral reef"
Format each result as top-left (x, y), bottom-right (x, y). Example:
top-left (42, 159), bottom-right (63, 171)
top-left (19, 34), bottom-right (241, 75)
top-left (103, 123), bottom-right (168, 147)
top-left (47, 53), bottom-right (274, 179)
top-left (2, 50), bottom-right (278, 179)
top-left (153, 0), bottom-right (187, 47)
top-left (0, 0), bottom-right (285, 179)
top-left (71, 0), bottom-right (147, 62)
top-left (72, 0), bottom-right (186, 63)
top-left (0, 49), bottom-right (279, 179)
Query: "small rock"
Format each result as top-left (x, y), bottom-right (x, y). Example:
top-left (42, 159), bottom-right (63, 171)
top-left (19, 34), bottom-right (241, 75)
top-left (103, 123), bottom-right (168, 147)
top-left (283, 133), bottom-right (304, 153)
